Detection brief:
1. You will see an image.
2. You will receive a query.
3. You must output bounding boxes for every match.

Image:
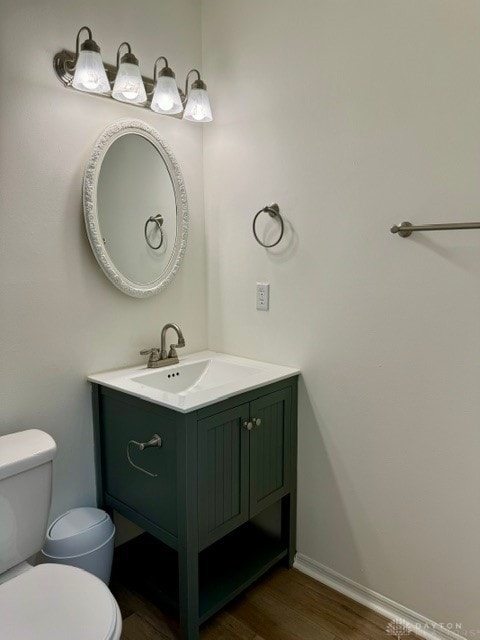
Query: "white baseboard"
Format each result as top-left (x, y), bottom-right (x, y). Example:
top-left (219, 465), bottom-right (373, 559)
top-left (294, 553), bottom-right (464, 640)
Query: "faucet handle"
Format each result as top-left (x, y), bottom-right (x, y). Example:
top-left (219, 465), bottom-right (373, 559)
top-left (167, 337), bottom-right (186, 359)
top-left (168, 345), bottom-right (179, 358)
top-left (140, 348), bottom-right (161, 365)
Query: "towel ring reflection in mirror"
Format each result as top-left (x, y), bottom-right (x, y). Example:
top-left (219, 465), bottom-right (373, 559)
top-left (145, 214), bottom-right (164, 250)
top-left (253, 203), bottom-right (284, 248)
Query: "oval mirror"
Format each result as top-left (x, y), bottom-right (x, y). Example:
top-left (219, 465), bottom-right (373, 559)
top-left (83, 119), bottom-right (188, 297)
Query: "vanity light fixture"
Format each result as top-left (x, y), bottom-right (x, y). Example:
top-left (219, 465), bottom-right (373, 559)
top-left (183, 69), bottom-right (213, 122)
top-left (151, 57), bottom-right (183, 115)
top-left (70, 27), bottom-right (110, 94)
top-left (112, 42), bottom-right (147, 104)
top-left (53, 26), bottom-right (213, 121)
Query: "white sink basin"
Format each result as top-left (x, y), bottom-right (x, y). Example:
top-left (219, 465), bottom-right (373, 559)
top-left (132, 359), bottom-right (260, 394)
top-left (88, 351), bottom-right (299, 412)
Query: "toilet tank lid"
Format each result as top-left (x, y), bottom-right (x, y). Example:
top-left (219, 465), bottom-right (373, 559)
top-left (0, 430), bottom-right (57, 481)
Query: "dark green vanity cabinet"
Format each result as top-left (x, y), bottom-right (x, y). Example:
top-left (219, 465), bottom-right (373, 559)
top-left (92, 376), bottom-right (298, 640)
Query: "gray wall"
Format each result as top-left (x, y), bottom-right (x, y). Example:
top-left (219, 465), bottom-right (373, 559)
top-left (0, 0), bottom-right (207, 519)
top-left (202, 0), bottom-right (480, 630)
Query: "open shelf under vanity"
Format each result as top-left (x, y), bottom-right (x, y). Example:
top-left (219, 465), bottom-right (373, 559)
top-left (112, 521), bottom-right (288, 624)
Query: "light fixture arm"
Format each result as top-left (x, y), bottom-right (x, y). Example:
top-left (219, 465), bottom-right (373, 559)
top-left (116, 42), bottom-right (132, 70)
top-left (153, 56), bottom-right (169, 81)
top-left (184, 69), bottom-right (201, 98)
top-left (150, 56), bottom-right (178, 99)
top-left (66, 26), bottom-right (93, 71)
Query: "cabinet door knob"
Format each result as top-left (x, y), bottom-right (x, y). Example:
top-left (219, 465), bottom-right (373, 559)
top-left (253, 417), bottom-right (262, 426)
top-left (244, 421), bottom-right (253, 431)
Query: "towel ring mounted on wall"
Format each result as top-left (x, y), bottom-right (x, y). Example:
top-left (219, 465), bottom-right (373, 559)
top-left (252, 203), bottom-right (284, 248)
top-left (144, 214), bottom-right (164, 250)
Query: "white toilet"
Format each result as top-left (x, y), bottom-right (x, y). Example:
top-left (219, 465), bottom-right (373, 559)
top-left (0, 429), bottom-right (122, 639)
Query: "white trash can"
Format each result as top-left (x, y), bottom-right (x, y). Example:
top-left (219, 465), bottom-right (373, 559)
top-left (40, 507), bottom-right (115, 585)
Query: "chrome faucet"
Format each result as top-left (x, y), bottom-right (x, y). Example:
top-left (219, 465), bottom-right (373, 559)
top-left (161, 323), bottom-right (185, 360)
top-left (140, 323), bottom-right (186, 368)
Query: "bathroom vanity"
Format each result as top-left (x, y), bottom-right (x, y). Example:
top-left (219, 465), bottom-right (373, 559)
top-left (89, 352), bottom-right (299, 639)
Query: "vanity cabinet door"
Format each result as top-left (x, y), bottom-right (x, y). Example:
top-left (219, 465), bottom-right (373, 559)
top-left (198, 404), bottom-right (250, 550)
top-left (249, 388), bottom-right (292, 517)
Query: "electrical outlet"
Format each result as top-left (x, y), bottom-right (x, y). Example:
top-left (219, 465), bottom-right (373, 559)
top-left (256, 283), bottom-right (270, 311)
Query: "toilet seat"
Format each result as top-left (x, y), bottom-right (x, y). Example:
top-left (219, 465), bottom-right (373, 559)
top-left (0, 563), bottom-right (122, 640)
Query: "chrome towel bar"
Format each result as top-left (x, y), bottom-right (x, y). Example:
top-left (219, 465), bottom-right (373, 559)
top-left (391, 220), bottom-right (480, 238)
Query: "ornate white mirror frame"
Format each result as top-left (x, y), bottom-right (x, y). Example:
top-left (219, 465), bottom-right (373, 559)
top-left (83, 119), bottom-right (188, 297)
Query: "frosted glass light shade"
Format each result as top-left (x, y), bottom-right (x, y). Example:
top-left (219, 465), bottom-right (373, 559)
top-left (183, 88), bottom-right (213, 122)
top-left (151, 76), bottom-right (183, 114)
top-left (72, 50), bottom-right (110, 93)
top-left (112, 62), bottom-right (147, 104)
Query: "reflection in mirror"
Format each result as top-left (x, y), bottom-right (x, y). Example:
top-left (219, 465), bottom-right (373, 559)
top-left (97, 134), bottom-right (176, 285)
top-left (84, 119), bottom-right (188, 297)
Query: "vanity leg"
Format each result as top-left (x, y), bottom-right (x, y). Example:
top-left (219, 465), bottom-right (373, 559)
top-left (91, 384), bottom-right (105, 508)
top-left (177, 414), bottom-right (200, 639)
top-left (178, 548), bottom-right (200, 639)
top-left (284, 377), bottom-right (298, 568)
top-left (282, 493), bottom-right (297, 568)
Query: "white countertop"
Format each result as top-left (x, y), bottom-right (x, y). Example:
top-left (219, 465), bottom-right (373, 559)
top-left (88, 351), bottom-right (300, 413)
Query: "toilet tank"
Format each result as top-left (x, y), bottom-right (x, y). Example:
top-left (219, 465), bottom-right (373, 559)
top-left (0, 430), bottom-right (57, 574)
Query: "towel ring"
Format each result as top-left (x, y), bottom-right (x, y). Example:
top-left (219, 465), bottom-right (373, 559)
top-left (144, 214), bottom-right (164, 250)
top-left (252, 203), bottom-right (284, 248)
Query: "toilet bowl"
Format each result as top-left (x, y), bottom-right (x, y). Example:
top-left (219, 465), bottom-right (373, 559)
top-left (0, 429), bottom-right (122, 639)
top-left (0, 564), bottom-right (122, 639)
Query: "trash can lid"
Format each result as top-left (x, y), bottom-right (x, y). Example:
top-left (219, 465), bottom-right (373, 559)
top-left (42, 508), bottom-right (115, 558)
